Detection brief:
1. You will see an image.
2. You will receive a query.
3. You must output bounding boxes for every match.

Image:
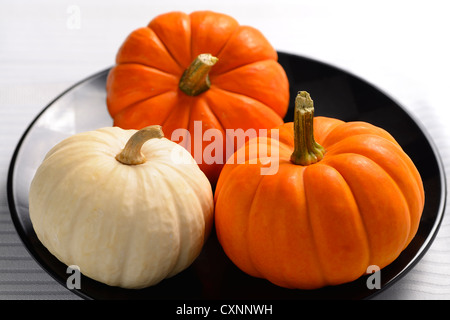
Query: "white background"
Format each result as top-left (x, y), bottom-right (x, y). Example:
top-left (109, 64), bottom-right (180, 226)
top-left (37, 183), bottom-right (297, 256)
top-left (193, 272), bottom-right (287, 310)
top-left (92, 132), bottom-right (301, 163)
top-left (0, 0), bottom-right (449, 299)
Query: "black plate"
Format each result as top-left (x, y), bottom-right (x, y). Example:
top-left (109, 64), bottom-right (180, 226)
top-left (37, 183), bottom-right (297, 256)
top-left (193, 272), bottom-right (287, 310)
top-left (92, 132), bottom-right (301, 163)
top-left (7, 52), bottom-right (446, 300)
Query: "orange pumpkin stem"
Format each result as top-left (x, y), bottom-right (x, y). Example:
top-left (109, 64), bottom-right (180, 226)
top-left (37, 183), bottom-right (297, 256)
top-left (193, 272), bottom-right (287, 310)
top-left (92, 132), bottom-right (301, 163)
top-left (179, 53), bottom-right (218, 96)
top-left (116, 125), bottom-right (164, 165)
top-left (290, 91), bottom-right (325, 166)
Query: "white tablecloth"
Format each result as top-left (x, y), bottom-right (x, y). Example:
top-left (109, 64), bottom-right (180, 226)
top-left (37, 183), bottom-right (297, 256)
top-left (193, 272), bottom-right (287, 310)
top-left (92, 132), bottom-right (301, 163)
top-left (0, 0), bottom-right (449, 300)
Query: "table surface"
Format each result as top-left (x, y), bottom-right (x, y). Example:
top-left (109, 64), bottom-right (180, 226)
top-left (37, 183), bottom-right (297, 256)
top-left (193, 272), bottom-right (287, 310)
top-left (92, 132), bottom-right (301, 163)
top-left (1, 0), bottom-right (449, 300)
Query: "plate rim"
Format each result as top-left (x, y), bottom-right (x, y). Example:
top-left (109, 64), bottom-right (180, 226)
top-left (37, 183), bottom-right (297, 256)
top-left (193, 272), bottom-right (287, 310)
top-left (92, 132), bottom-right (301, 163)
top-left (6, 52), bottom-right (447, 300)
top-left (6, 69), bottom-right (111, 300)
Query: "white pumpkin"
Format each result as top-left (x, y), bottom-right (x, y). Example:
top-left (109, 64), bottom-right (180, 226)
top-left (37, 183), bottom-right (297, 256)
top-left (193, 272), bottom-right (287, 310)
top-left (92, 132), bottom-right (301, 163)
top-left (29, 125), bottom-right (214, 289)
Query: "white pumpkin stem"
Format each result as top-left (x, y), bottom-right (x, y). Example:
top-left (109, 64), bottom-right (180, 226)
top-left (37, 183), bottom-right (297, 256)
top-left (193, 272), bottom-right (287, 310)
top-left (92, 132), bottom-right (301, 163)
top-left (115, 125), bottom-right (164, 165)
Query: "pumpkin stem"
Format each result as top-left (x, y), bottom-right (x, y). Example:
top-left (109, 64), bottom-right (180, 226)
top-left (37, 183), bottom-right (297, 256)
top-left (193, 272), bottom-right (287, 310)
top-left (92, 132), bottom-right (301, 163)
top-left (115, 125), bottom-right (164, 165)
top-left (179, 53), bottom-right (218, 96)
top-left (290, 91), bottom-right (325, 166)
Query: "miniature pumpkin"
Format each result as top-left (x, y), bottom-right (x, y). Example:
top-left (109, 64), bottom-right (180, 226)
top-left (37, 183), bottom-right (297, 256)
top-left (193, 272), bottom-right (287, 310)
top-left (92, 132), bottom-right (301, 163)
top-left (214, 91), bottom-right (425, 289)
top-left (106, 10), bottom-right (289, 185)
top-left (29, 125), bottom-right (214, 289)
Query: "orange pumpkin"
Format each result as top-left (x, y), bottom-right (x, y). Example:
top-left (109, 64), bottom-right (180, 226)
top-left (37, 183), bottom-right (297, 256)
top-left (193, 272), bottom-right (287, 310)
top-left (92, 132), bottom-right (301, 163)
top-left (106, 11), bottom-right (289, 184)
top-left (214, 91), bottom-right (425, 289)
